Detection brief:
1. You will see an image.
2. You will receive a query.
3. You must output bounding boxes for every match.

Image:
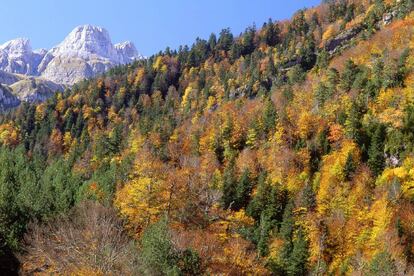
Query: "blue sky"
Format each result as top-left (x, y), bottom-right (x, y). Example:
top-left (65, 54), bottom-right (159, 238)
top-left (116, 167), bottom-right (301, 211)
top-left (1, 0), bottom-right (321, 56)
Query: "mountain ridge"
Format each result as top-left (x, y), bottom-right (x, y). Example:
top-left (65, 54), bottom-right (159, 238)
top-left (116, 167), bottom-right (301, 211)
top-left (0, 25), bottom-right (143, 85)
top-left (1, 0), bottom-right (414, 274)
top-left (0, 25), bottom-right (143, 107)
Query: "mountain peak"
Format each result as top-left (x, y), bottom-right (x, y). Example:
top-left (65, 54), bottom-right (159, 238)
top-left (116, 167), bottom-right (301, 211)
top-left (73, 24), bottom-right (105, 32)
top-left (0, 38), bottom-right (40, 75)
top-left (0, 38), bottom-right (32, 55)
top-left (115, 41), bottom-right (143, 63)
top-left (0, 25), bottom-right (142, 85)
top-left (69, 24), bottom-right (110, 41)
top-left (54, 25), bottom-right (114, 59)
top-left (115, 40), bottom-right (135, 49)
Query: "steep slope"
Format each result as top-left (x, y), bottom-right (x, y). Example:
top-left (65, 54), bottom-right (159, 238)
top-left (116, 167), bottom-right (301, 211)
top-left (0, 72), bottom-right (65, 104)
top-left (0, 0), bottom-right (413, 275)
top-left (0, 38), bottom-right (46, 75)
top-left (9, 78), bottom-right (66, 102)
top-left (0, 70), bottom-right (23, 85)
top-left (0, 84), bottom-right (19, 109)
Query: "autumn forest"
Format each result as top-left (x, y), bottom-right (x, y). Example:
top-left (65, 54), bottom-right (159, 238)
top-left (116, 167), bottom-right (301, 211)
top-left (1, 0), bottom-right (414, 275)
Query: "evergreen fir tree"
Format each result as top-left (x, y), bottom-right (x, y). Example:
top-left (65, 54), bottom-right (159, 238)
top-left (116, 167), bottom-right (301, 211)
top-left (257, 213), bottom-right (273, 257)
top-left (343, 153), bottom-right (356, 181)
top-left (368, 124), bottom-right (386, 176)
top-left (217, 28), bottom-right (234, 52)
top-left (287, 227), bottom-right (309, 276)
top-left (279, 201), bottom-right (295, 263)
top-left (247, 172), bottom-right (268, 221)
top-left (262, 97), bottom-right (277, 134)
top-left (221, 159), bottom-right (238, 209)
top-left (340, 59), bottom-right (359, 91)
top-left (208, 33), bottom-right (217, 52)
top-left (234, 169), bottom-right (252, 210)
top-left (302, 183), bottom-right (316, 211)
top-left (316, 50), bottom-right (329, 72)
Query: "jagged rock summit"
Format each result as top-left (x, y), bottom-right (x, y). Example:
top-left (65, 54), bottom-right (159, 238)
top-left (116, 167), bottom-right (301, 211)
top-left (39, 25), bottom-right (142, 85)
top-left (0, 25), bottom-right (142, 86)
top-left (53, 25), bottom-right (120, 60)
top-left (50, 25), bottom-right (140, 62)
top-left (0, 38), bottom-right (46, 75)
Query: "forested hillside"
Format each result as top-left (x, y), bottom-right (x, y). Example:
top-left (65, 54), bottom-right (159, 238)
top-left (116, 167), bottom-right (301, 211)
top-left (1, 0), bottom-right (414, 274)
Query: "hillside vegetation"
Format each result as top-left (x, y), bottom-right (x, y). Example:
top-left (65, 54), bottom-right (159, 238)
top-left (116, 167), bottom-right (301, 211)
top-left (1, 0), bottom-right (414, 274)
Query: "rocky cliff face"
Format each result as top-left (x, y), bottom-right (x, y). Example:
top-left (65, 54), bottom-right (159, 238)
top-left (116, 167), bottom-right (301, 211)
top-left (10, 78), bottom-right (66, 102)
top-left (0, 70), bottom-right (23, 85)
top-left (115, 41), bottom-right (141, 64)
top-left (0, 85), bottom-right (20, 109)
top-left (0, 38), bottom-right (46, 75)
top-left (0, 25), bottom-right (142, 85)
top-left (0, 25), bottom-right (142, 107)
top-left (39, 25), bottom-right (143, 85)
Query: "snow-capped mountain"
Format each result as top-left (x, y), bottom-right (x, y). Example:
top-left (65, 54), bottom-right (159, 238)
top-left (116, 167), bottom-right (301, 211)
top-left (115, 41), bottom-right (141, 64)
top-left (0, 25), bottom-right (142, 85)
top-left (39, 25), bottom-right (143, 85)
top-left (49, 25), bottom-right (140, 62)
top-left (0, 25), bottom-right (142, 107)
top-left (0, 38), bottom-right (46, 75)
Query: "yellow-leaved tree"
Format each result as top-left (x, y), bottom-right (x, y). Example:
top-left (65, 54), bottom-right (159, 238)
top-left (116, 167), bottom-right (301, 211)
top-left (377, 157), bottom-right (414, 200)
top-left (0, 123), bottom-right (19, 146)
top-left (115, 147), bottom-right (169, 236)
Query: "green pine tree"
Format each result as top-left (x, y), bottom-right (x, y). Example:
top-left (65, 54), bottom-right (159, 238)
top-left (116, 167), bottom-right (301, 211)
top-left (262, 97), bottom-right (277, 134)
top-left (221, 159), bottom-right (237, 209)
top-left (139, 216), bottom-right (179, 275)
top-left (234, 169), bottom-right (252, 210)
top-left (340, 59), bottom-right (360, 91)
top-left (287, 227), bottom-right (309, 276)
top-left (368, 124), bottom-right (386, 176)
top-left (343, 153), bottom-right (356, 181)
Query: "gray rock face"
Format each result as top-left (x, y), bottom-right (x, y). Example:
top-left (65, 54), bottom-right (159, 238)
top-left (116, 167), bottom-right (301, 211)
top-left (115, 41), bottom-right (141, 64)
top-left (325, 26), bottom-right (363, 54)
top-left (0, 84), bottom-right (20, 109)
top-left (39, 25), bottom-right (143, 85)
top-left (10, 78), bottom-right (66, 102)
top-left (0, 38), bottom-right (46, 75)
top-left (0, 70), bottom-right (23, 85)
top-left (0, 25), bottom-right (142, 109)
top-left (40, 55), bottom-right (99, 87)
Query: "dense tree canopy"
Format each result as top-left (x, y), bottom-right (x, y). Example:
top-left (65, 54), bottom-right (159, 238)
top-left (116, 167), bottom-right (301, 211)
top-left (1, 0), bottom-right (414, 274)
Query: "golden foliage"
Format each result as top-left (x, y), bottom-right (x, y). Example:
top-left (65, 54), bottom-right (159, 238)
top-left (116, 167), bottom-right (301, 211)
top-left (115, 149), bottom-right (168, 236)
top-left (317, 140), bottom-right (360, 215)
top-left (0, 123), bottom-right (19, 146)
top-left (377, 157), bottom-right (414, 200)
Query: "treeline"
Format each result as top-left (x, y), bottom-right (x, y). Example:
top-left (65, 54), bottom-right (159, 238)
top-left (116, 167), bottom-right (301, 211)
top-left (0, 0), bottom-right (414, 274)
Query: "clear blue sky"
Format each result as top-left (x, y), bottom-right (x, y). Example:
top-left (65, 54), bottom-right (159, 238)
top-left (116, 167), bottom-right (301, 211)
top-left (1, 0), bottom-right (321, 56)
